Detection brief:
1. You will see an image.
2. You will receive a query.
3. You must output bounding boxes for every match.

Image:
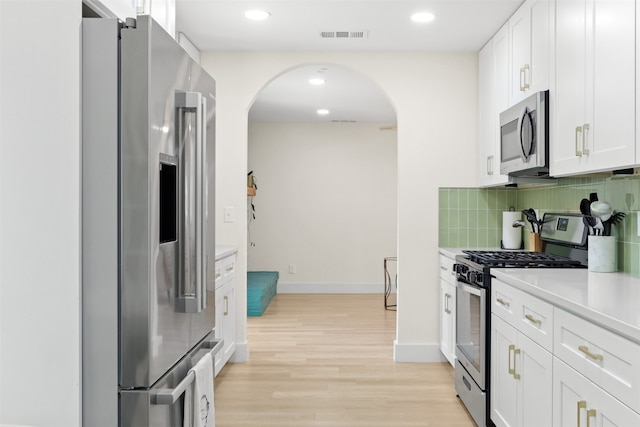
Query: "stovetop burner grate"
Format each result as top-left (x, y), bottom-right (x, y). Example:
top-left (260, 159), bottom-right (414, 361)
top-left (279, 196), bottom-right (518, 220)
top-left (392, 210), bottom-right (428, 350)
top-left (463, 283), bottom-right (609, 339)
top-left (462, 250), bottom-right (583, 268)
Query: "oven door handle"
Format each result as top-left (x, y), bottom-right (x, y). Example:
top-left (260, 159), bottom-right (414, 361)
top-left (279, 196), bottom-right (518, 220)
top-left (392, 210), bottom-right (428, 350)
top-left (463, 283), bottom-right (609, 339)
top-left (457, 281), bottom-right (482, 297)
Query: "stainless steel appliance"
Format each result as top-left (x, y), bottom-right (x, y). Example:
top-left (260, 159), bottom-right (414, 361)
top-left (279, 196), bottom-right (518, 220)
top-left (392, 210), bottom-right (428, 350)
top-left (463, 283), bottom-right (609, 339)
top-left (82, 16), bottom-right (219, 426)
top-left (454, 212), bottom-right (588, 427)
top-left (500, 90), bottom-right (549, 177)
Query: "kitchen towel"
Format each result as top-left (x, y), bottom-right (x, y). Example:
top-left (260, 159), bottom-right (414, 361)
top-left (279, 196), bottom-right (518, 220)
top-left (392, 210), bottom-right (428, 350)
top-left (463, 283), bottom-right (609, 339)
top-left (502, 211), bottom-right (523, 250)
top-left (184, 352), bottom-right (215, 427)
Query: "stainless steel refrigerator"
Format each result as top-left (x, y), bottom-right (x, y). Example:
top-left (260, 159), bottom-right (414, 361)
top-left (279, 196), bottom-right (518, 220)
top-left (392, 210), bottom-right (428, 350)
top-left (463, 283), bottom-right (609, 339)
top-left (82, 16), bottom-right (219, 426)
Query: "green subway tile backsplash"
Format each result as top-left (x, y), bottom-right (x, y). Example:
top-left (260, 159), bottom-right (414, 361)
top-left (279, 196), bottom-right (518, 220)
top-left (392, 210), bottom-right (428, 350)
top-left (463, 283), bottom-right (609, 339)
top-left (439, 176), bottom-right (640, 277)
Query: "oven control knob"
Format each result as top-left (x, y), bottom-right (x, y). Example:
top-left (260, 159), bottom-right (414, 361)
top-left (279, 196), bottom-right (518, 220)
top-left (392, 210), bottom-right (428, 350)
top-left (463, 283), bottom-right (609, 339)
top-left (468, 271), bottom-right (478, 284)
top-left (474, 273), bottom-right (483, 285)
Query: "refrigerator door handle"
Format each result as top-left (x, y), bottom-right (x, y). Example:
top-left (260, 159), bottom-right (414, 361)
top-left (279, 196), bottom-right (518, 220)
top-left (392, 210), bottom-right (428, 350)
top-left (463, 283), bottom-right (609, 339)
top-left (197, 96), bottom-right (207, 311)
top-left (175, 91), bottom-right (207, 313)
top-left (151, 339), bottom-right (223, 405)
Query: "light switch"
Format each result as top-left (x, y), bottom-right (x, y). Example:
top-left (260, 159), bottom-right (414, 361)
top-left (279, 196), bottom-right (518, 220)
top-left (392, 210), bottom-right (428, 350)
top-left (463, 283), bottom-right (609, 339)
top-left (224, 206), bottom-right (235, 223)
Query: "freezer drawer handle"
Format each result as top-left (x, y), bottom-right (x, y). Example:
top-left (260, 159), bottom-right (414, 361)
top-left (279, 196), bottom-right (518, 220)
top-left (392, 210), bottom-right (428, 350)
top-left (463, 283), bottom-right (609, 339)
top-left (151, 339), bottom-right (223, 405)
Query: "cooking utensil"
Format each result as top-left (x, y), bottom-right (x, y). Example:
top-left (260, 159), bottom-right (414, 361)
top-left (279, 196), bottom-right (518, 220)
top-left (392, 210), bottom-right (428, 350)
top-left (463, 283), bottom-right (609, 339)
top-left (590, 201), bottom-right (612, 222)
top-left (593, 218), bottom-right (604, 236)
top-left (602, 211), bottom-right (626, 236)
top-left (583, 215), bottom-right (596, 235)
top-left (579, 198), bottom-right (591, 216)
top-left (522, 209), bottom-right (538, 233)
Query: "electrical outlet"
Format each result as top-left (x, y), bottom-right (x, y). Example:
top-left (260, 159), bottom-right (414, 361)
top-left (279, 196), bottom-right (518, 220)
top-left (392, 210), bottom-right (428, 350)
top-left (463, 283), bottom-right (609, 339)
top-left (289, 264), bottom-right (296, 274)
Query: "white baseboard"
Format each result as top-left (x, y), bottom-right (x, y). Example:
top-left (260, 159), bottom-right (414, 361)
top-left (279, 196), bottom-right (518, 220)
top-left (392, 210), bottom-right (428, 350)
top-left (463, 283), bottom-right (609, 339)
top-left (277, 282), bottom-right (393, 294)
top-left (393, 340), bottom-right (446, 363)
top-left (229, 341), bottom-right (249, 363)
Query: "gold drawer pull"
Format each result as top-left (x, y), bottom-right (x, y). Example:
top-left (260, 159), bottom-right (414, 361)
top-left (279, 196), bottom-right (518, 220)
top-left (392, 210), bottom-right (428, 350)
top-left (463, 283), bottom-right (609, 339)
top-left (497, 297), bottom-right (510, 307)
top-left (586, 409), bottom-right (596, 427)
top-left (577, 401), bottom-right (586, 427)
top-left (513, 348), bottom-right (521, 379)
top-left (525, 313), bottom-right (542, 326)
top-left (579, 345), bottom-right (603, 362)
top-left (508, 344), bottom-right (515, 376)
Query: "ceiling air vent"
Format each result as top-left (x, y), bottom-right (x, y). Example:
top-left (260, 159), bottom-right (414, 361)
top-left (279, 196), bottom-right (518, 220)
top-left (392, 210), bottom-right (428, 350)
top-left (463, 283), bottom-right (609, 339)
top-left (320, 30), bottom-right (369, 39)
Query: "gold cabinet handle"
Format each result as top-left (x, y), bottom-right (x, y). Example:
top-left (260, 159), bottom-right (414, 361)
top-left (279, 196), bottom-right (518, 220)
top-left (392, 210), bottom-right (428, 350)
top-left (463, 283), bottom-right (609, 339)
top-left (579, 345), bottom-right (603, 362)
top-left (577, 401), bottom-right (586, 427)
top-left (582, 124), bottom-right (590, 155)
top-left (513, 348), bottom-right (521, 379)
top-left (575, 126), bottom-right (583, 156)
top-left (522, 64), bottom-right (530, 90)
top-left (525, 313), bottom-right (542, 326)
top-left (508, 344), bottom-right (515, 376)
top-left (226, 265), bottom-right (234, 273)
top-left (224, 295), bottom-right (229, 316)
top-left (497, 297), bottom-right (510, 308)
top-left (586, 409), bottom-right (596, 427)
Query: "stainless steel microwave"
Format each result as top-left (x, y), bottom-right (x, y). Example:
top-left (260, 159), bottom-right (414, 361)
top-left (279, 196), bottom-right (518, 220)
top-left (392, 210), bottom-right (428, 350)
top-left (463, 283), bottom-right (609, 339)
top-left (499, 90), bottom-right (549, 177)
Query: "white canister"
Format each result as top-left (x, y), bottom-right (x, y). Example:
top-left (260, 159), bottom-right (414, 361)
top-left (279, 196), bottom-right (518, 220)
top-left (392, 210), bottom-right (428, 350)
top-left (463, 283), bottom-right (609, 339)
top-left (588, 235), bottom-right (617, 272)
top-left (502, 211), bottom-right (523, 250)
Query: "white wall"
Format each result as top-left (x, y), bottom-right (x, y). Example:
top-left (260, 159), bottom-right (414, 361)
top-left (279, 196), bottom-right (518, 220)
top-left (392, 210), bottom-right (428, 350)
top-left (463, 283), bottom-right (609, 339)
top-left (0, 1), bottom-right (82, 425)
top-left (200, 52), bottom-right (478, 362)
top-left (247, 122), bottom-right (397, 292)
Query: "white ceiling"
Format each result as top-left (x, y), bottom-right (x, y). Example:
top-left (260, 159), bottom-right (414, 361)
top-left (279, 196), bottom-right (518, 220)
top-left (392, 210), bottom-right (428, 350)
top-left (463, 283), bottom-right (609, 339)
top-left (175, 0), bottom-right (524, 123)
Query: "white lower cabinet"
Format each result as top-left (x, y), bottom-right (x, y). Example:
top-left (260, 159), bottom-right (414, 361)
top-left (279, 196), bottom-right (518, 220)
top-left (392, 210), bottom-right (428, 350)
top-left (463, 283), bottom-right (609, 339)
top-left (491, 315), bottom-right (552, 427)
top-left (439, 254), bottom-right (456, 366)
top-left (214, 250), bottom-right (237, 376)
top-left (439, 278), bottom-right (456, 366)
top-left (214, 279), bottom-right (236, 376)
top-left (553, 357), bottom-right (640, 427)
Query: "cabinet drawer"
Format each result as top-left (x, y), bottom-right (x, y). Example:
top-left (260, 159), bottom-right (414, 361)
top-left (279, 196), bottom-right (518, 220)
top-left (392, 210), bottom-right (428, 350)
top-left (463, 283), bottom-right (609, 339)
top-left (516, 289), bottom-right (553, 351)
top-left (439, 255), bottom-right (456, 284)
top-left (214, 254), bottom-right (236, 289)
top-left (491, 279), bottom-right (518, 324)
top-left (214, 259), bottom-right (224, 289)
top-left (554, 307), bottom-right (640, 413)
top-left (491, 279), bottom-right (553, 351)
top-left (222, 255), bottom-right (236, 282)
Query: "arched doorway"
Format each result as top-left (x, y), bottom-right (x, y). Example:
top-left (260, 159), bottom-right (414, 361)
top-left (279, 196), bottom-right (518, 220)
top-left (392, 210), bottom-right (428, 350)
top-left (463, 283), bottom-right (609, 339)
top-left (246, 63), bottom-right (398, 297)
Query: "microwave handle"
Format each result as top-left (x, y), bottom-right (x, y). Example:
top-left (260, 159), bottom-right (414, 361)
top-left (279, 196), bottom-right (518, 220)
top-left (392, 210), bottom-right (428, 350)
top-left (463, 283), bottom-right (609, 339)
top-left (518, 106), bottom-right (535, 161)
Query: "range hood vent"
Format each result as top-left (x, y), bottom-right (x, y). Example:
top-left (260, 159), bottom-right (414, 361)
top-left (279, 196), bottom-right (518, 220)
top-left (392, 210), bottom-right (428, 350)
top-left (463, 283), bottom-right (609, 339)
top-left (320, 30), bottom-right (369, 39)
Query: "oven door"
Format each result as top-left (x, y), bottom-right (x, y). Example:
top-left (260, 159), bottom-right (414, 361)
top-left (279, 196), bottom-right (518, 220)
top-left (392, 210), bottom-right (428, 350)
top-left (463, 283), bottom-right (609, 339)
top-left (455, 280), bottom-right (486, 390)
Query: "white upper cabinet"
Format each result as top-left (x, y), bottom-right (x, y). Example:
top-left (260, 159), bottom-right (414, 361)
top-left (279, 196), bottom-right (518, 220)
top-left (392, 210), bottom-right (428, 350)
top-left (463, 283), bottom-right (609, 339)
top-left (137, 0), bottom-right (176, 38)
top-left (479, 39), bottom-right (510, 187)
top-left (85, 0), bottom-right (136, 20)
top-left (508, 0), bottom-right (551, 105)
top-left (478, 24), bottom-right (513, 187)
top-left (494, 24), bottom-right (510, 115)
top-left (551, 0), bottom-right (636, 176)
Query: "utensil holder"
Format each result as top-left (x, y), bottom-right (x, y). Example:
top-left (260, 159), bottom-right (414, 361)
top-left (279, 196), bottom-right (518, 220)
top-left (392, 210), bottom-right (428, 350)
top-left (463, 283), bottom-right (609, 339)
top-left (588, 236), bottom-right (617, 272)
top-left (529, 233), bottom-right (543, 252)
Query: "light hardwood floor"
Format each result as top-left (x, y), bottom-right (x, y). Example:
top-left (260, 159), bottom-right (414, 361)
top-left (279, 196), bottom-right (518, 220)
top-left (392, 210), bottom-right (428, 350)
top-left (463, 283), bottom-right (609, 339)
top-left (214, 294), bottom-right (475, 427)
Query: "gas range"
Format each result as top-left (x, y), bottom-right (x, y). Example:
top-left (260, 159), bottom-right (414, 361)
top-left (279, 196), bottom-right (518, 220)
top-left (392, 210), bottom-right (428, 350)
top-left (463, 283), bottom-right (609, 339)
top-left (453, 212), bottom-right (588, 427)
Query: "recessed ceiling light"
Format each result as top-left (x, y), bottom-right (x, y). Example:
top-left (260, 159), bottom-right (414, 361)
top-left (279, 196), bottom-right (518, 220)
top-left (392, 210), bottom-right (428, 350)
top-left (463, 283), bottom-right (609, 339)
top-left (309, 78), bottom-right (325, 85)
top-left (245, 9), bottom-right (271, 21)
top-left (317, 109), bottom-right (330, 115)
top-left (411, 12), bottom-right (435, 23)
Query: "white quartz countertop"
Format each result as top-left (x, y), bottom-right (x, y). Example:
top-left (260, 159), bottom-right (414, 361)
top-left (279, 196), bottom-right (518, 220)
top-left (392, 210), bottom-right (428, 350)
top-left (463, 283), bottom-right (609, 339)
top-left (215, 245), bottom-right (237, 260)
top-left (492, 268), bottom-right (640, 344)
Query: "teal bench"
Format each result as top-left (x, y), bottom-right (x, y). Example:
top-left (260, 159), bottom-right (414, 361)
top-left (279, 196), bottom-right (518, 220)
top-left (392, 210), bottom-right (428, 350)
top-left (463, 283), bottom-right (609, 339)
top-left (247, 271), bottom-right (278, 316)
